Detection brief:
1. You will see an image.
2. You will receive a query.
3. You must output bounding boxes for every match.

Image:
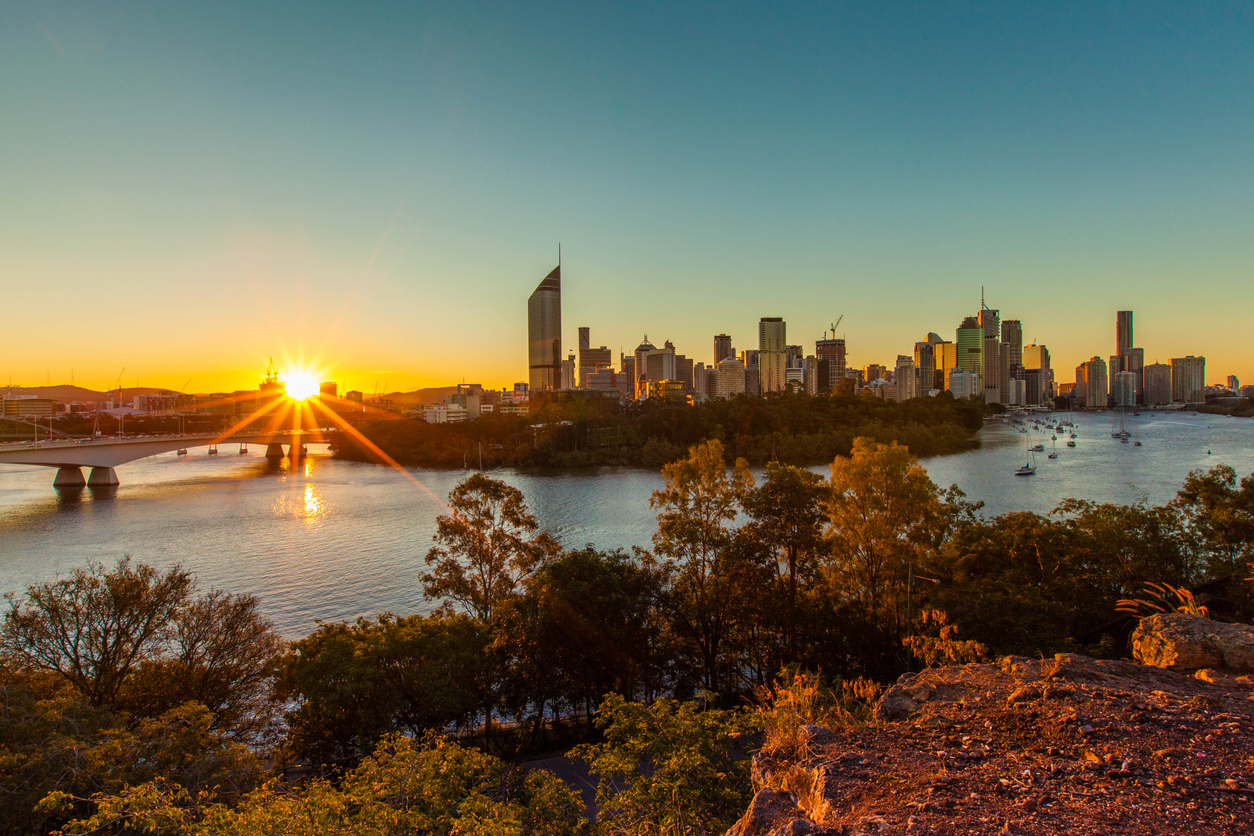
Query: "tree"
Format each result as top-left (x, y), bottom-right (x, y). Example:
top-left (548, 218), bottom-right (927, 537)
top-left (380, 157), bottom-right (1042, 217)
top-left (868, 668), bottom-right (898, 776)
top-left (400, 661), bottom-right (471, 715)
top-left (276, 612), bottom-right (489, 763)
top-left (1, 559), bottom-right (192, 707)
top-left (48, 735), bottom-right (584, 836)
top-left (1, 560), bottom-right (284, 743)
top-left (493, 548), bottom-right (667, 734)
top-left (824, 438), bottom-right (944, 674)
top-left (574, 694), bottom-right (758, 836)
top-left (742, 463), bottom-right (829, 661)
top-left (650, 439), bottom-right (754, 696)
top-left (423, 474), bottom-right (560, 622)
top-left (121, 591), bottom-right (285, 742)
top-left (1171, 464), bottom-right (1254, 579)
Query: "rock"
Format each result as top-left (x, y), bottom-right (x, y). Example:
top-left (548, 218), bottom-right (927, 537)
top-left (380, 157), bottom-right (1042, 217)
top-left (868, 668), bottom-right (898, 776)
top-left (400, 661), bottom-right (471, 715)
top-left (798, 724), bottom-right (836, 746)
top-left (875, 685), bottom-right (921, 721)
top-left (1131, 613), bottom-right (1254, 672)
top-left (1007, 685), bottom-right (1043, 704)
top-left (904, 682), bottom-right (935, 702)
top-left (725, 789), bottom-right (818, 836)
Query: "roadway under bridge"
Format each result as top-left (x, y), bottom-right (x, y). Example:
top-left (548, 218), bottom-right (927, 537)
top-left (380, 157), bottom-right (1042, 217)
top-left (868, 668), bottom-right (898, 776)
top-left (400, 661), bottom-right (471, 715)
top-left (0, 430), bottom-right (334, 488)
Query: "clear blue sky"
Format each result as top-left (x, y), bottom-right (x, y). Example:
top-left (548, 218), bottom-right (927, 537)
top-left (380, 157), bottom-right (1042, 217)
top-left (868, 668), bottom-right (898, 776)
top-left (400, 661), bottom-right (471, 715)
top-left (2, 2), bottom-right (1252, 392)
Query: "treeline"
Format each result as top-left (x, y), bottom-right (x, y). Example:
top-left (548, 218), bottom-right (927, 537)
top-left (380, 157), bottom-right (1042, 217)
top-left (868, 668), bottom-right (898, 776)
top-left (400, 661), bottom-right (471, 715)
top-left (330, 390), bottom-right (984, 469)
top-left (3, 443), bottom-right (1253, 835)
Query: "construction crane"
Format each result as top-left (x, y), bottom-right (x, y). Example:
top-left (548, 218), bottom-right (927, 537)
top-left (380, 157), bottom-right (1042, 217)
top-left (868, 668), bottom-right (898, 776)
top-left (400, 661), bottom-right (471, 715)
top-left (824, 316), bottom-right (844, 340)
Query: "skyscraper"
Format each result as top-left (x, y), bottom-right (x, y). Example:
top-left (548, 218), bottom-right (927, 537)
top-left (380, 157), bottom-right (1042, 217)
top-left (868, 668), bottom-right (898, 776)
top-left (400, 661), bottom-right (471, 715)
top-left (527, 264), bottom-right (561, 391)
top-left (1080, 356), bottom-right (1108, 407)
top-left (758, 317), bottom-right (786, 393)
top-left (1171, 356), bottom-right (1206, 403)
top-left (1116, 311), bottom-right (1134, 355)
top-left (1000, 320), bottom-right (1023, 368)
top-left (1023, 343), bottom-right (1053, 403)
top-left (978, 307), bottom-right (1003, 404)
top-left (1144, 363), bottom-right (1171, 405)
top-left (956, 316), bottom-right (982, 375)
top-left (815, 337), bottom-right (847, 393)
top-left (577, 327), bottom-right (612, 388)
top-left (714, 334), bottom-right (733, 364)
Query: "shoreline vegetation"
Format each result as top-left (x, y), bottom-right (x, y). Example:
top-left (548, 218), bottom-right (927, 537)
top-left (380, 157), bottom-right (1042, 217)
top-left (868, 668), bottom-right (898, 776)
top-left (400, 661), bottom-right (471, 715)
top-left (3, 437), bottom-right (1252, 835)
top-left (328, 391), bottom-right (986, 469)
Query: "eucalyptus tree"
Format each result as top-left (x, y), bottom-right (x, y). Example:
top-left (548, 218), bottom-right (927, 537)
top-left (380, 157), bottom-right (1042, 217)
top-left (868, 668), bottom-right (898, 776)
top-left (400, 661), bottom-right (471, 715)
top-left (422, 473), bottom-right (560, 623)
top-left (650, 439), bottom-right (754, 696)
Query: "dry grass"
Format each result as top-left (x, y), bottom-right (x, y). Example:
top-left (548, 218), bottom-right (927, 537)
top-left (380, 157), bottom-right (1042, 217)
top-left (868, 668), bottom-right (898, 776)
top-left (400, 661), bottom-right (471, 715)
top-left (755, 670), bottom-right (880, 759)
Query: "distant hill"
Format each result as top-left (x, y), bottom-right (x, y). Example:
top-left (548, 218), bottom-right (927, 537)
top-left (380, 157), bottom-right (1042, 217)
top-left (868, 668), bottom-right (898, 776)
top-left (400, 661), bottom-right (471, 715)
top-left (378, 387), bottom-right (458, 405)
top-left (2, 384), bottom-right (462, 406)
top-left (0, 385), bottom-right (178, 401)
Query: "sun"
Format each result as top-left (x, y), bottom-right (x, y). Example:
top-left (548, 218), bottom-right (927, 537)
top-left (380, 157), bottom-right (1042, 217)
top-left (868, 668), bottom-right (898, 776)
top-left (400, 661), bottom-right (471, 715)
top-left (284, 372), bottom-right (320, 401)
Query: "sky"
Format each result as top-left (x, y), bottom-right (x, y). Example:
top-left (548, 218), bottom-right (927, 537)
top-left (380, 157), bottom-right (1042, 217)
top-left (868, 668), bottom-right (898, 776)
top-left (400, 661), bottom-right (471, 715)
top-left (2, 1), bottom-right (1252, 394)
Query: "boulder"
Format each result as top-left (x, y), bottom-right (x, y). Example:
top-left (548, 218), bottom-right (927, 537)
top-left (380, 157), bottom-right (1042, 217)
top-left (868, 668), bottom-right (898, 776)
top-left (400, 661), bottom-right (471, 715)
top-left (1132, 613), bottom-right (1254, 672)
top-left (725, 789), bottom-right (819, 836)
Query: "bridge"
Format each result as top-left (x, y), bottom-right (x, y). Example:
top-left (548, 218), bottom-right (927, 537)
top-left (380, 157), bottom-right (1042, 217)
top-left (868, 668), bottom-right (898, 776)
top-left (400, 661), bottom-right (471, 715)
top-left (0, 430), bottom-right (334, 488)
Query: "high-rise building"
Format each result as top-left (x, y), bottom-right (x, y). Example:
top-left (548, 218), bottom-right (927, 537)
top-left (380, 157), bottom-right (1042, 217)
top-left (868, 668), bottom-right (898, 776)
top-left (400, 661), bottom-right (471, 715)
top-left (815, 337), bottom-right (847, 393)
top-left (527, 264), bottom-right (562, 391)
top-left (1171, 356), bottom-right (1206, 403)
top-left (949, 369), bottom-right (980, 399)
top-left (577, 327), bottom-right (613, 388)
top-left (786, 344), bottom-right (804, 369)
top-left (1227, 375), bottom-right (1240, 392)
top-left (741, 350), bottom-right (760, 397)
top-left (632, 338), bottom-right (656, 400)
top-left (1112, 371), bottom-right (1137, 407)
top-left (1079, 356), bottom-right (1108, 408)
top-left (978, 307), bottom-right (1003, 404)
top-left (561, 353), bottom-right (577, 390)
top-left (1023, 343), bottom-right (1053, 403)
top-left (1116, 311), bottom-right (1134, 355)
top-left (895, 355), bottom-right (918, 401)
top-left (956, 316), bottom-right (982, 375)
top-left (914, 341), bottom-right (935, 391)
top-left (1001, 320), bottom-right (1023, 368)
top-left (1143, 363), bottom-right (1171, 405)
top-left (758, 317), bottom-right (787, 393)
top-left (715, 356), bottom-right (746, 400)
top-left (932, 341), bottom-right (957, 391)
top-left (714, 334), bottom-right (733, 364)
top-left (865, 363), bottom-right (888, 383)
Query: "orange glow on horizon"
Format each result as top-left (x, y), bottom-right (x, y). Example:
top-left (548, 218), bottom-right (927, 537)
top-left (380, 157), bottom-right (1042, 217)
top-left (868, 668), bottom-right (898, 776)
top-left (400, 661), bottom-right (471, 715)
top-left (283, 372), bottom-right (320, 401)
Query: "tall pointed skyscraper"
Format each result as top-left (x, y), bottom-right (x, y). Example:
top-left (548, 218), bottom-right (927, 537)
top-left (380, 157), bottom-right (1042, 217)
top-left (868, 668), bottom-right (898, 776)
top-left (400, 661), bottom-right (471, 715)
top-left (528, 263), bottom-right (562, 391)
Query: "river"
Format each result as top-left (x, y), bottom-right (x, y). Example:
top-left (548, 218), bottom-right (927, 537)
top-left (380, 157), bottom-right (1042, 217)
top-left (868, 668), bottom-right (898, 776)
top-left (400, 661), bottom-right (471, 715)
top-left (2, 410), bottom-right (1251, 637)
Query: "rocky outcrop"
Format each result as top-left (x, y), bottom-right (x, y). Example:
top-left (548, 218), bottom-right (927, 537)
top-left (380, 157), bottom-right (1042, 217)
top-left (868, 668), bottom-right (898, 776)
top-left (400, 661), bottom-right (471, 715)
top-left (730, 653), bottom-right (1254, 835)
top-left (1132, 613), bottom-right (1254, 672)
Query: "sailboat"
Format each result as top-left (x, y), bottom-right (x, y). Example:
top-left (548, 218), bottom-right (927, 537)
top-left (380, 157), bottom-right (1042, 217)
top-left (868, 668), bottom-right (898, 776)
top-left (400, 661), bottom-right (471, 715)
top-left (1048, 437), bottom-right (1059, 459)
top-left (1015, 434), bottom-right (1037, 476)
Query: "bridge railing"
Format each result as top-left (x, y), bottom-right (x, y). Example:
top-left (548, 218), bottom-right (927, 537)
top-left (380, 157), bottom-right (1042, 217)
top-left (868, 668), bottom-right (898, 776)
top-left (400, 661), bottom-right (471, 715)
top-left (0, 429), bottom-right (334, 452)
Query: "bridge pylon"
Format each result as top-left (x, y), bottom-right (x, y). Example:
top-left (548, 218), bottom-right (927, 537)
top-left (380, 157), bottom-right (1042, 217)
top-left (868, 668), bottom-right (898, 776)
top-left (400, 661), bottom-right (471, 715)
top-left (53, 467), bottom-right (86, 488)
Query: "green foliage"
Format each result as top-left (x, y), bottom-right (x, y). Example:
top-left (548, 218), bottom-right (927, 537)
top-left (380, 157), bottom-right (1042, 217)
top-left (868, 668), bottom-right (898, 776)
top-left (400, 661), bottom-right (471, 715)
top-left (1, 559), bottom-right (283, 742)
top-left (48, 735), bottom-right (585, 836)
top-left (823, 439), bottom-right (945, 676)
top-left (574, 694), bottom-right (758, 836)
top-left (651, 440), bottom-right (755, 696)
top-left (0, 666), bottom-right (263, 836)
top-left (493, 548), bottom-right (667, 726)
top-left (902, 609), bottom-right (986, 668)
top-left (423, 473), bottom-right (560, 623)
top-left (742, 465), bottom-right (829, 662)
top-left (276, 612), bottom-right (489, 763)
top-left (331, 391), bottom-right (982, 470)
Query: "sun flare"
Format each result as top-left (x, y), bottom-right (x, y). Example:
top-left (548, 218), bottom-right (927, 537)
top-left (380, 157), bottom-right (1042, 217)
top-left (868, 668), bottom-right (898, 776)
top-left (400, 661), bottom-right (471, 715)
top-left (284, 372), bottom-right (320, 401)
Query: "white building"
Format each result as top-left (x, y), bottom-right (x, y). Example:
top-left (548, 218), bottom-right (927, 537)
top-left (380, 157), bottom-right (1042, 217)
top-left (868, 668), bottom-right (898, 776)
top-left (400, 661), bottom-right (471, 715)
top-left (949, 369), bottom-right (980, 400)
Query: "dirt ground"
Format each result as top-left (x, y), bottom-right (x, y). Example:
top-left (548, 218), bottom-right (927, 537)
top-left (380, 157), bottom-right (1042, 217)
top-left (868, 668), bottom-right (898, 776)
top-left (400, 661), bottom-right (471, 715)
top-left (746, 654), bottom-right (1254, 835)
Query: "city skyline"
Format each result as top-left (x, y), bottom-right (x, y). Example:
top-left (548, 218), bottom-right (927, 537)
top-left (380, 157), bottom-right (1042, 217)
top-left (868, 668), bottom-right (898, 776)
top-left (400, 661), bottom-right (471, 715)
top-left (3, 4), bottom-right (1253, 392)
